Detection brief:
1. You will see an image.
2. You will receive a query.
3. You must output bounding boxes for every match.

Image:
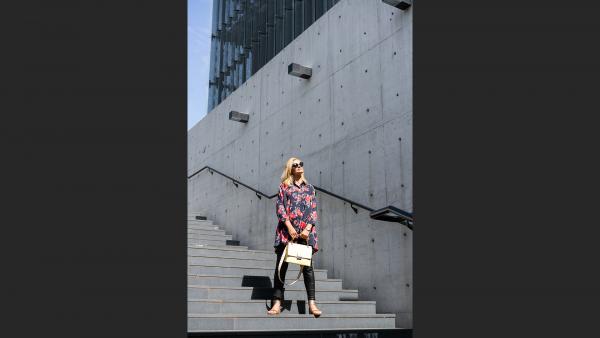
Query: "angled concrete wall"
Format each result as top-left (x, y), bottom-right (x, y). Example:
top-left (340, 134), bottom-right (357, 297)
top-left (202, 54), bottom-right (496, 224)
top-left (188, 0), bottom-right (412, 328)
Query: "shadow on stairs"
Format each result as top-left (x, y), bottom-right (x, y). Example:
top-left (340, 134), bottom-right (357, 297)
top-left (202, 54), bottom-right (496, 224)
top-left (187, 214), bottom-right (411, 337)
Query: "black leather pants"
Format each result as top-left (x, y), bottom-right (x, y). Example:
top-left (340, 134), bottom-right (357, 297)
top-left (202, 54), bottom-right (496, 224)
top-left (272, 238), bottom-right (316, 301)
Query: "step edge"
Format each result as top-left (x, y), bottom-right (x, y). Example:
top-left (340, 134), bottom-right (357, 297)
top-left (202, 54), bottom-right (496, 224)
top-left (188, 263), bottom-right (327, 272)
top-left (188, 245), bottom-right (247, 249)
top-left (187, 234), bottom-right (232, 238)
top-left (188, 329), bottom-right (402, 333)
top-left (188, 313), bottom-right (396, 318)
top-left (188, 245), bottom-right (249, 250)
top-left (188, 298), bottom-right (375, 304)
top-left (187, 231), bottom-right (227, 234)
top-left (188, 285), bottom-right (358, 293)
top-left (187, 228), bottom-right (222, 231)
top-left (188, 238), bottom-right (230, 241)
top-left (187, 235), bottom-right (233, 239)
top-left (188, 246), bottom-right (271, 253)
top-left (187, 274), bottom-right (341, 282)
top-left (187, 255), bottom-right (273, 262)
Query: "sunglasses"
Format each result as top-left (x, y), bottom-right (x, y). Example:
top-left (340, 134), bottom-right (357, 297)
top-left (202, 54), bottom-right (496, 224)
top-left (292, 161), bottom-right (304, 168)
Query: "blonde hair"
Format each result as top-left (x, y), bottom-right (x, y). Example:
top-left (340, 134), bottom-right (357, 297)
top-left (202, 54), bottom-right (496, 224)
top-left (280, 157), bottom-right (309, 186)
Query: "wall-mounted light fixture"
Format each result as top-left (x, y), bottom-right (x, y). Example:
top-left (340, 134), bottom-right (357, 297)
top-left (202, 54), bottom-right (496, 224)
top-left (288, 63), bottom-right (312, 79)
top-left (382, 0), bottom-right (412, 10)
top-left (229, 111), bottom-right (249, 123)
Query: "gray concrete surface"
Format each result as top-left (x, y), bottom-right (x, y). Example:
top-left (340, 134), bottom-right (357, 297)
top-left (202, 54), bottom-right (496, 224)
top-left (188, 299), bottom-right (377, 315)
top-left (188, 275), bottom-right (344, 289)
top-left (188, 313), bottom-right (397, 331)
top-left (187, 215), bottom-right (398, 332)
top-left (188, 0), bottom-right (412, 328)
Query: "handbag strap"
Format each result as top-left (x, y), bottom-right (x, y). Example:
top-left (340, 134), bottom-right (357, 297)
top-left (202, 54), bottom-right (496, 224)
top-left (277, 241), bottom-right (303, 286)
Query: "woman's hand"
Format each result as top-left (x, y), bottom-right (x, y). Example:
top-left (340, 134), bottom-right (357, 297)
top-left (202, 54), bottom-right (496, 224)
top-left (287, 226), bottom-right (299, 240)
top-left (299, 228), bottom-right (310, 240)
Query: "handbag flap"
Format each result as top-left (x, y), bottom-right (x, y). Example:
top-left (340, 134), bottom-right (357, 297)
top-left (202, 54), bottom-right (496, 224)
top-left (287, 242), bottom-right (312, 259)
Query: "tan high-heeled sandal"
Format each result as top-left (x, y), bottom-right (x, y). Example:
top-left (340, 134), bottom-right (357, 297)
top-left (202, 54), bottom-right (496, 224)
top-left (267, 300), bottom-right (282, 315)
top-left (308, 300), bottom-right (322, 317)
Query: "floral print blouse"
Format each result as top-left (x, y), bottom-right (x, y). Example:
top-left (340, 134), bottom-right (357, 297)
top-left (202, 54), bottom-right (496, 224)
top-left (273, 180), bottom-right (319, 254)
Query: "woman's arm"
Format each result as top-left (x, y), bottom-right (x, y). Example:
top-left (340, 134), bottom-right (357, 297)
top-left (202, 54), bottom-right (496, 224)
top-left (275, 184), bottom-right (290, 224)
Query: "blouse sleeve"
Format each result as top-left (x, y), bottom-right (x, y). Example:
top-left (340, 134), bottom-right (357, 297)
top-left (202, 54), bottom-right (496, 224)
top-left (275, 183), bottom-right (289, 223)
top-left (306, 185), bottom-right (318, 229)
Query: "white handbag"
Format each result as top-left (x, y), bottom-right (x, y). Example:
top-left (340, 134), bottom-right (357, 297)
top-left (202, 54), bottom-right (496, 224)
top-left (277, 238), bottom-right (313, 286)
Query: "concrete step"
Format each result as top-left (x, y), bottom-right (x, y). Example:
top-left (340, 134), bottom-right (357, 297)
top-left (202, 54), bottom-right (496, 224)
top-left (188, 219), bottom-right (213, 224)
top-left (187, 228), bottom-right (226, 236)
top-left (188, 213), bottom-right (207, 219)
top-left (188, 255), bottom-right (275, 268)
top-left (187, 233), bottom-right (233, 241)
top-left (188, 246), bottom-right (273, 260)
top-left (188, 263), bottom-right (329, 280)
top-left (188, 238), bottom-right (228, 246)
top-left (188, 217), bottom-right (207, 222)
top-left (188, 274), bottom-right (343, 290)
top-left (189, 244), bottom-right (250, 251)
top-left (188, 299), bottom-right (376, 315)
top-left (187, 313), bottom-right (396, 331)
top-left (188, 224), bottom-right (221, 231)
top-left (190, 239), bottom-right (241, 246)
top-left (188, 285), bottom-right (359, 301)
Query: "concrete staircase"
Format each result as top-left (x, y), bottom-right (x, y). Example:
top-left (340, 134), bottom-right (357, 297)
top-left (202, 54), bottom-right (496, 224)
top-left (187, 213), bottom-right (400, 334)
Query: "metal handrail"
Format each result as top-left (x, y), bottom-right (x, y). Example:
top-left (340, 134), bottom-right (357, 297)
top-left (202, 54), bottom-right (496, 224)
top-left (188, 165), bottom-right (413, 229)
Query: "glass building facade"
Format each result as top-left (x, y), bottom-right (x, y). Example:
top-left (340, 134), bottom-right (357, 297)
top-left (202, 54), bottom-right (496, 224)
top-left (207, 0), bottom-right (340, 112)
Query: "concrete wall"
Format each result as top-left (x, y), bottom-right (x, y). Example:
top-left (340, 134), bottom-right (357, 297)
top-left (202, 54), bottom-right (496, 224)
top-left (188, 0), bottom-right (412, 328)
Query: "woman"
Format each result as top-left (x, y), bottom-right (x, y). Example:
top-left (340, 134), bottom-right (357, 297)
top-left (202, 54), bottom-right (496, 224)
top-left (267, 157), bottom-right (322, 317)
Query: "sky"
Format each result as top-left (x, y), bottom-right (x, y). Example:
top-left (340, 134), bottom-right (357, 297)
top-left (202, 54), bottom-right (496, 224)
top-left (188, 0), bottom-right (213, 131)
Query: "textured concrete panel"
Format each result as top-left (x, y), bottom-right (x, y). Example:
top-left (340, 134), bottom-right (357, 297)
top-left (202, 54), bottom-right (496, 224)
top-left (258, 104), bottom-right (293, 179)
top-left (290, 79), bottom-right (333, 158)
top-left (332, 45), bottom-right (384, 145)
top-left (232, 125), bottom-right (260, 186)
top-left (289, 16), bottom-right (331, 101)
top-left (383, 114), bottom-right (412, 211)
top-left (337, 217), bottom-right (378, 291)
top-left (267, 45), bottom-right (295, 123)
top-left (328, 0), bottom-right (381, 74)
top-left (381, 26), bottom-right (412, 122)
top-left (368, 219), bottom-right (412, 315)
top-left (331, 127), bottom-right (387, 207)
top-left (377, 0), bottom-right (412, 42)
top-left (188, 110), bottom-right (217, 176)
top-left (294, 146), bottom-right (332, 189)
top-left (260, 62), bottom-right (284, 121)
top-left (228, 76), bottom-right (262, 128)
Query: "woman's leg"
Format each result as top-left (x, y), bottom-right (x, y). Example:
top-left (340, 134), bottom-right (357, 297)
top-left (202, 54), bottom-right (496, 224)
top-left (302, 258), bottom-right (316, 300)
top-left (298, 239), bottom-right (316, 301)
top-left (272, 245), bottom-right (288, 301)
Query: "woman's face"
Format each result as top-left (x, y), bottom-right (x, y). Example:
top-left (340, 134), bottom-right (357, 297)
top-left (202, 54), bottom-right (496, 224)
top-left (291, 160), bottom-right (304, 175)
